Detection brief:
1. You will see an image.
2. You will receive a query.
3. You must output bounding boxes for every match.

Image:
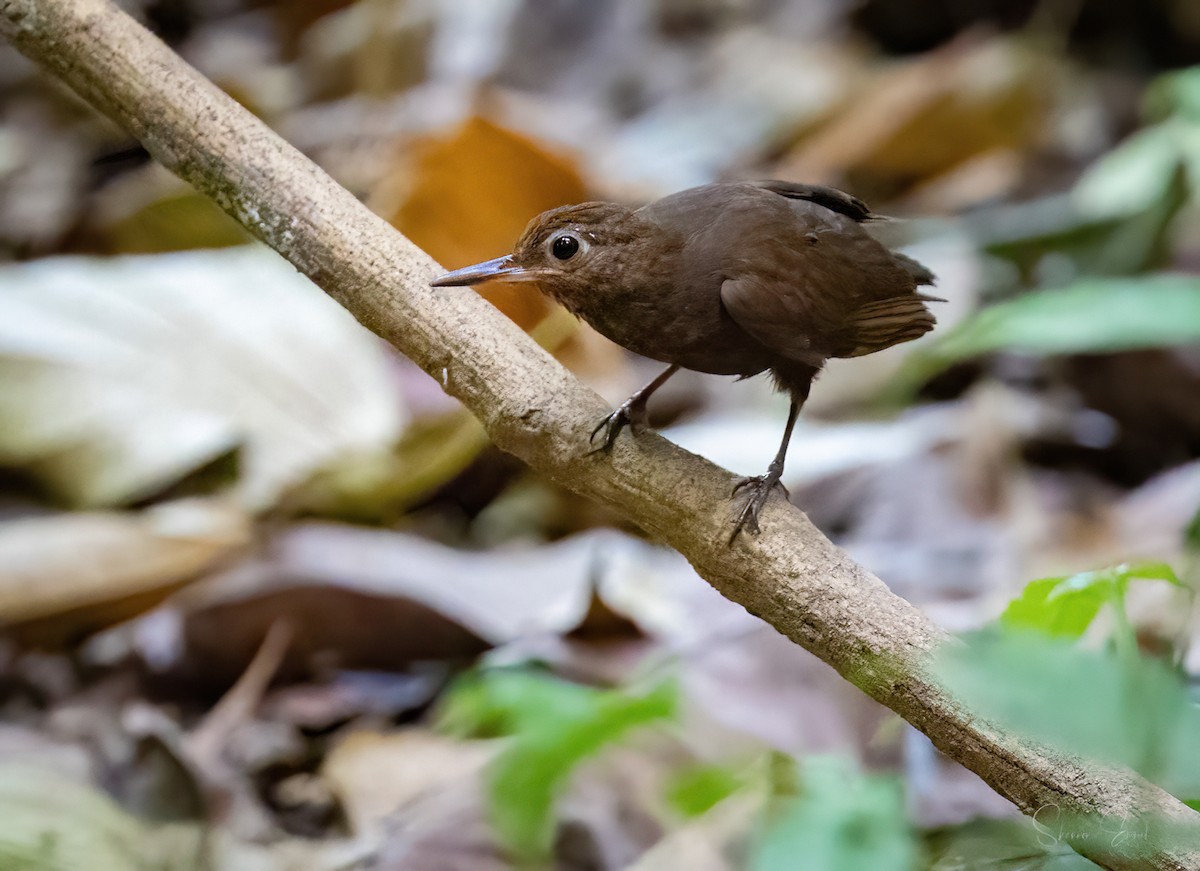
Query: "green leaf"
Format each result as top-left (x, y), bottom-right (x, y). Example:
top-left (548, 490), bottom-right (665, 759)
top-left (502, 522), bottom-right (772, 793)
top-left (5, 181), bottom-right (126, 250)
top-left (666, 764), bottom-right (743, 818)
top-left (1144, 65), bottom-right (1200, 122)
top-left (933, 630), bottom-right (1200, 796)
top-left (438, 670), bottom-right (677, 863)
top-left (1185, 505), bottom-right (1200, 553)
top-left (1073, 123), bottom-right (1184, 218)
top-left (436, 668), bottom-right (604, 739)
top-left (752, 757), bottom-right (916, 871)
top-left (1000, 562), bottom-right (1184, 640)
top-left (1120, 562), bottom-right (1184, 586)
top-left (979, 167), bottom-right (1187, 281)
top-left (1001, 576), bottom-right (1110, 639)
top-left (885, 273), bottom-right (1200, 403)
top-left (926, 818), bottom-right (1101, 870)
top-left (929, 274), bottom-right (1200, 361)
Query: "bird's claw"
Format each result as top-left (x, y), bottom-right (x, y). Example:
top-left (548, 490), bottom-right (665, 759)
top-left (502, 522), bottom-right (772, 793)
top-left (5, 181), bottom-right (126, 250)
top-left (588, 401), bottom-right (648, 454)
top-left (729, 471), bottom-right (789, 544)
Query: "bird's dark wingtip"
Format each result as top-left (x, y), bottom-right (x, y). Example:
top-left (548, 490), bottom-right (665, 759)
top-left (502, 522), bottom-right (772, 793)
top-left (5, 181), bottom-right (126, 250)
top-left (753, 180), bottom-right (876, 223)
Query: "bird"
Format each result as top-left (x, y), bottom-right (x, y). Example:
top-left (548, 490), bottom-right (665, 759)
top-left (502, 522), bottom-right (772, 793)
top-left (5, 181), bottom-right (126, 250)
top-left (431, 180), bottom-right (940, 543)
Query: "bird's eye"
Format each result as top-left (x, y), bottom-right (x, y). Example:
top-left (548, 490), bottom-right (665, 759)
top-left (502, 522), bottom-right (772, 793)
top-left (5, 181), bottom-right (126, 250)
top-left (551, 234), bottom-right (580, 260)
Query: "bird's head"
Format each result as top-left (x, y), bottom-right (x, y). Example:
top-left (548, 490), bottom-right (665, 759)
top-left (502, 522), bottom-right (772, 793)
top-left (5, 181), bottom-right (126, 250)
top-left (429, 201), bottom-right (647, 310)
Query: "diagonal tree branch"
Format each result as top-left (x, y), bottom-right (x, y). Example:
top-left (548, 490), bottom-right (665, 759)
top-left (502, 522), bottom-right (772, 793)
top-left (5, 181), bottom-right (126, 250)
top-left (2, 1), bottom-right (1196, 867)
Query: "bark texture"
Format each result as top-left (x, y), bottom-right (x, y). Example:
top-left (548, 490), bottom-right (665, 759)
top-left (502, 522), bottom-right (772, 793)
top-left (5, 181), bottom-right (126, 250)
top-left (2, 1), bottom-right (1197, 867)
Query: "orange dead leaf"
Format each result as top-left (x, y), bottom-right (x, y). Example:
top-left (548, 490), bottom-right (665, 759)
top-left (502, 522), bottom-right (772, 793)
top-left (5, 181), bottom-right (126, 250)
top-left (778, 35), bottom-right (1048, 198)
top-left (379, 116), bottom-right (588, 331)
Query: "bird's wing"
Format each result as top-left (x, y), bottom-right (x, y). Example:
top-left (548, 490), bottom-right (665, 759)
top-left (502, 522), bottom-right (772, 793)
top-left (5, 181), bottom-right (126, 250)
top-left (720, 273), bottom-right (825, 368)
top-left (718, 205), bottom-right (939, 362)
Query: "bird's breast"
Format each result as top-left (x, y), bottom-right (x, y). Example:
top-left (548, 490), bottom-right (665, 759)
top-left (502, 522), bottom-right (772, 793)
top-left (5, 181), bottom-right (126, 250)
top-left (572, 280), bottom-right (771, 377)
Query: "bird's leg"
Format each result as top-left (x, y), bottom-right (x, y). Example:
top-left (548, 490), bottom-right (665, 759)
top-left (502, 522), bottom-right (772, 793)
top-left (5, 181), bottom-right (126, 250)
top-left (590, 364), bottom-right (680, 453)
top-left (729, 399), bottom-right (800, 543)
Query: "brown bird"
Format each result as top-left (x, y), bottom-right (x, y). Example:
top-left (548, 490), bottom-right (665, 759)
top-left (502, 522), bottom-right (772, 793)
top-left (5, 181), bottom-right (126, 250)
top-left (431, 180), bottom-right (939, 542)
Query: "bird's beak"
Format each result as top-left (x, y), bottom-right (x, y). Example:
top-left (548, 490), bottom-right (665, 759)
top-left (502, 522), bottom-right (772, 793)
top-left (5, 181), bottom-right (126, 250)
top-left (430, 255), bottom-right (536, 287)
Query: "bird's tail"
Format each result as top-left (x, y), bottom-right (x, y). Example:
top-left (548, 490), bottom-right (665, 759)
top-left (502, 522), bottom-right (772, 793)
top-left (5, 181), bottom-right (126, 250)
top-left (840, 295), bottom-right (940, 358)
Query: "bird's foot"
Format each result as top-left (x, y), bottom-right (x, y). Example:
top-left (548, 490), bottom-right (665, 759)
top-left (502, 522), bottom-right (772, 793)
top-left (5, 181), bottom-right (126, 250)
top-left (589, 397), bottom-right (650, 454)
top-left (729, 467), bottom-right (790, 544)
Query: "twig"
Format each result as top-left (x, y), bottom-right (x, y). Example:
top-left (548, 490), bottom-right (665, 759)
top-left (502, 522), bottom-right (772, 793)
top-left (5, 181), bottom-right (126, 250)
top-left (186, 619), bottom-right (293, 765)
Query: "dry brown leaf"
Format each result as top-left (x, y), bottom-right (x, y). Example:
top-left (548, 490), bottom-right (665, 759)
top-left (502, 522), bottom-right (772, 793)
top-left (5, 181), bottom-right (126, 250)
top-left (323, 729), bottom-right (674, 871)
top-left (174, 578), bottom-right (492, 691)
top-left (0, 99), bottom-right (92, 252)
top-left (897, 147), bottom-right (1024, 214)
top-left (555, 741), bottom-right (677, 869)
top-left (261, 670), bottom-right (444, 730)
top-left (322, 728), bottom-right (495, 835)
top-left (135, 523), bottom-right (607, 690)
top-left (371, 114), bottom-right (640, 388)
top-left (100, 529), bottom-right (681, 708)
top-left (778, 35), bottom-right (1048, 195)
top-left (0, 499), bottom-right (250, 646)
top-left (624, 791), bottom-right (759, 871)
top-left (296, 0), bottom-right (437, 102)
top-left (375, 115), bottom-right (588, 331)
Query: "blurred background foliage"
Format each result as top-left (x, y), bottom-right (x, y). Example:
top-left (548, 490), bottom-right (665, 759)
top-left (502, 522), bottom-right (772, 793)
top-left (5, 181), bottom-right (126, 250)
top-left (1, 0), bottom-right (1199, 869)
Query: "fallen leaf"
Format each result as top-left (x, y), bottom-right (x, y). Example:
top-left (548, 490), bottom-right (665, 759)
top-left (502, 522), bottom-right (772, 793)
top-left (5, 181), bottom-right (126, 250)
top-left (263, 522), bottom-right (605, 645)
top-left (322, 728), bottom-right (495, 836)
top-left (0, 499), bottom-right (250, 646)
top-left (285, 409), bottom-right (490, 523)
top-left (0, 247), bottom-right (406, 510)
top-left (0, 725), bottom-right (92, 783)
top-left (174, 578), bottom-right (491, 692)
top-left (778, 35), bottom-right (1048, 195)
top-left (144, 523), bottom-right (625, 691)
top-left (324, 726), bottom-right (675, 871)
top-left (0, 758), bottom-right (362, 871)
top-left (261, 669), bottom-right (445, 731)
top-left (589, 35), bottom-right (854, 196)
top-left (376, 115), bottom-right (587, 331)
top-left (86, 163), bottom-right (249, 254)
top-left (0, 763), bottom-right (205, 871)
top-left (297, 0), bottom-right (437, 101)
top-left (0, 102), bottom-right (91, 253)
top-left (625, 791), bottom-right (759, 871)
